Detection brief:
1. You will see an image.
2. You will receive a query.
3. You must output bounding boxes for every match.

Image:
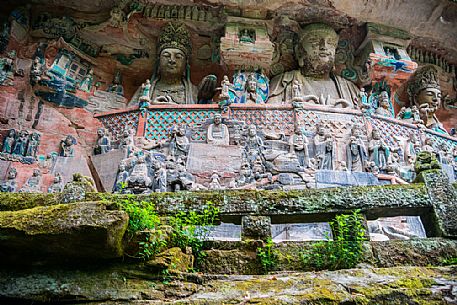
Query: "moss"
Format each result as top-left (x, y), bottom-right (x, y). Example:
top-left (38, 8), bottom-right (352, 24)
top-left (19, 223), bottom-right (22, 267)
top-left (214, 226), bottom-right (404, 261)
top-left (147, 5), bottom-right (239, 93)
top-left (0, 192), bottom-right (60, 211)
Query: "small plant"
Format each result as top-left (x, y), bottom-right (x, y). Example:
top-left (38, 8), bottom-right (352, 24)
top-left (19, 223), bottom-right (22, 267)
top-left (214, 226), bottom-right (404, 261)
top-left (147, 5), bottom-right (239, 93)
top-left (121, 198), bottom-right (161, 233)
top-left (119, 198), bottom-right (164, 259)
top-left (257, 238), bottom-right (278, 273)
top-left (168, 201), bottom-right (220, 268)
top-left (138, 230), bottom-right (167, 259)
top-left (441, 257), bottom-right (457, 266)
top-left (301, 209), bottom-right (366, 271)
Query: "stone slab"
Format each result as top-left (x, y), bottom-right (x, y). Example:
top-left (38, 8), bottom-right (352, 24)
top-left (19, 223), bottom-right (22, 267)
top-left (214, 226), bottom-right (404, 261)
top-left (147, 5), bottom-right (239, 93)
top-left (186, 143), bottom-right (243, 174)
top-left (315, 170), bottom-right (380, 188)
top-left (0, 160), bottom-right (11, 181)
top-left (441, 164), bottom-right (455, 183)
top-left (91, 149), bottom-right (125, 192)
top-left (51, 156), bottom-right (92, 185)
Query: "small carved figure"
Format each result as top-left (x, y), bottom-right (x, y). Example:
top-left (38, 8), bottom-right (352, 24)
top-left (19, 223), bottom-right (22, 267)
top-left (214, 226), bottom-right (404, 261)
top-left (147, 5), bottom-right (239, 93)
top-left (244, 124), bottom-right (264, 166)
top-left (368, 129), bottom-right (390, 171)
top-left (207, 114), bottom-right (230, 145)
top-left (110, 6), bottom-right (125, 27)
top-left (48, 173), bottom-right (64, 193)
top-left (0, 50), bottom-right (18, 86)
top-left (346, 135), bottom-right (368, 172)
top-left (245, 74), bottom-right (258, 104)
top-left (220, 75), bottom-right (231, 100)
top-left (437, 142), bottom-right (452, 165)
top-left (30, 56), bottom-right (44, 85)
top-left (239, 29), bottom-right (255, 43)
top-left (154, 160), bottom-right (167, 192)
top-left (2, 129), bottom-right (16, 154)
top-left (107, 70), bottom-right (124, 96)
top-left (119, 129), bottom-right (136, 157)
top-left (113, 161), bottom-right (129, 193)
top-left (0, 167), bottom-right (17, 192)
top-left (404, 133), bottom-right (421, 165)
top-left (292, 80), bottom-right (302, 99)
top-left (358, 88), bottom-right (369, 109)
top-left (139, 79), bottom-right (151, 108)
top-left (94, 128), bottom-right (111, 155)
top-left (313, 125), bottom-right (335, 170)
top-left (169, 126), bottom-right (189, 157)
top-left (12, 130), bottom-right (29, 156)
top-left (79, 69), bottom-right (94, 92)
top-left (60, 135), bottom-right (77, 157)
top-left (208, 172), bottom-right (222, 190)
top-left (19, 169), bottom-right (42, 193)
top-left (421, 137), bottom-right (436, 154)
top-left (375, 92), bottom-right (393, 117)
top-left (126, 156), bottom-right (152, 194)
top-left (289, 126), bottom-right (309, 168)
top-left (238, 161), bottom-right (254, 186)
top-left (25, 132), bottom-right (40, 158)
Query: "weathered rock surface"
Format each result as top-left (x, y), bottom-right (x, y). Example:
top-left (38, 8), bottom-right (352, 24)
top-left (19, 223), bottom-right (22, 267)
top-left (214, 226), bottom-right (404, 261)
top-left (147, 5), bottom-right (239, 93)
top-left (0, 266), bottom-right (455, 304)
top-left (145, 247), bottom-right (194, 273)
top-left (0, 202), bottom-right (128, 262)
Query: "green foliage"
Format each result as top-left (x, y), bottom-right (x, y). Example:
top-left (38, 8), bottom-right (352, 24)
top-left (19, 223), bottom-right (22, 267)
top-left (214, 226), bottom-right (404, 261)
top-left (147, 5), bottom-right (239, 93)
top-left (440, 257), bottom-right (457, 266)
top-left (256, 238), bottom-right (279, 274)
top-left (119, 198), bottom-right (219, 267)
top-left (168, 201), bottom-right (219, 267)
top-left (301, 210), bottom-right (366, 271)
top-left (121, 198), bottom-right (161, 233)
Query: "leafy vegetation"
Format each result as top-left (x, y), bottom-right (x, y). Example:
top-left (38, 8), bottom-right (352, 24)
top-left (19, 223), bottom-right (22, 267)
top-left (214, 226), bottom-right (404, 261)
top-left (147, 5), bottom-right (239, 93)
top-left (168, 201), bottom-right (220, 266)
top-left (118, 198), bottom-right (219, 267)
top-left (256, 238), bottom-right (279, 273)
top-left (301, 210), bottom-right (366, 271)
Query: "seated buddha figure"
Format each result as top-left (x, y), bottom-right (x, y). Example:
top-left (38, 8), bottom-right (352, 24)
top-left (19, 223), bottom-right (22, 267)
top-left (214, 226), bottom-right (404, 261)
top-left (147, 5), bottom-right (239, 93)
top-left (268, 23), bottom-right (359, 108)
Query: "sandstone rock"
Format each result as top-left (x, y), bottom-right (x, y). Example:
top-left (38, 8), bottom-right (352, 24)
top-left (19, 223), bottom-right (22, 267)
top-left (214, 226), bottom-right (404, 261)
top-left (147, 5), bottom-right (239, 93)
top-left (145, 247), bottom-right (194, 273)
top-left (0, 202), bottom-right (128, 262)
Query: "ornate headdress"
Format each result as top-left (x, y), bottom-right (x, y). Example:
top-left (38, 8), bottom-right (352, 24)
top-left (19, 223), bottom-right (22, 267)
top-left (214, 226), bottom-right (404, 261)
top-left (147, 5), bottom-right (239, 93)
top-left (158, 22), bottom-right (192, 58)
top-left (407, 65), bottom-right (440, 100)
top-left (299, 23), bottom-right (338, 43)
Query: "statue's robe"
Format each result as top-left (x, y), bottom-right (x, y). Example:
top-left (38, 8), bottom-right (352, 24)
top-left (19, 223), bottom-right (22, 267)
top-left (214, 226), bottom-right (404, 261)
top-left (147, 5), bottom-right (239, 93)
top-left (268, 70), bottom-right (359, 107)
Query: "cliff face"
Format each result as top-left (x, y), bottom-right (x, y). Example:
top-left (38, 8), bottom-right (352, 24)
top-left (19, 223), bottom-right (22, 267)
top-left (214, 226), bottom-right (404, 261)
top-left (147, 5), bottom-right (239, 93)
top-left (0, 179), bottom-right (456, 303)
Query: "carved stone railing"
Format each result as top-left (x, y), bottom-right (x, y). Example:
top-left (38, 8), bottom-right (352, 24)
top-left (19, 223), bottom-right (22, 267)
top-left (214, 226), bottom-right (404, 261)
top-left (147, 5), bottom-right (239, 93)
top-left (95, 104), bottom-right (457, 156)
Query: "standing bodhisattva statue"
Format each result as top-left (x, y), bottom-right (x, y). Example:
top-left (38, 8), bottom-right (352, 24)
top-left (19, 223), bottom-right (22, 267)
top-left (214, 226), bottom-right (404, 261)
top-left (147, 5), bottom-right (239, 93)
top-left (129, 22), bottom-right (217, 106)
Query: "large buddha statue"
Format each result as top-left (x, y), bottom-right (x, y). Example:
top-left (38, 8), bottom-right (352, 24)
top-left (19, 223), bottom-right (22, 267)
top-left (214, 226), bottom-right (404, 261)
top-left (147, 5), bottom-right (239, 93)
top-left (268, 23), bottom-right (359, 107)
top-left (129, 22), bottom-right (215, 106)
top-left (406, 65), bottom-right (446, 133)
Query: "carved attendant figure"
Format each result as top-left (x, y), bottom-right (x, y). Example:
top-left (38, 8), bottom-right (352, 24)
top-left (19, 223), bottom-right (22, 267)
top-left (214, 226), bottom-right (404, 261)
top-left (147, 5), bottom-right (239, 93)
top-left (289, 126), bottom-right (309, 168)
top-left (60, 135), bottom-right (76, 157)
top-left (313, 124), bottom-right (335, 170)
top-left (2, 129), bottom-right (16, 154)
top-left (79, 69), bottom-right (94, 92)
top-left (94, 128), bottom-right (111, 155)
top-left (12, 130), bottom-right (29, 156)
top-left (207, 114), bottom-right (230, 145)
top-left (346, 134), bottom-right (368, 172)
top-left (25, 132), bottom-right (40, 158)
top-left (369, 129), bottom-right (390, 171)
top-left (1, 167), bottom-right (17, 192)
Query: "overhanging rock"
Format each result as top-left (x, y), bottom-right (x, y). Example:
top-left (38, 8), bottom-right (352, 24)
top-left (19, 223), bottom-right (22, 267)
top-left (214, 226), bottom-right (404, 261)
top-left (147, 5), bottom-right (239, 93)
top-left (0, 202), bottom-right (128, 263)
